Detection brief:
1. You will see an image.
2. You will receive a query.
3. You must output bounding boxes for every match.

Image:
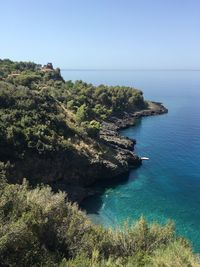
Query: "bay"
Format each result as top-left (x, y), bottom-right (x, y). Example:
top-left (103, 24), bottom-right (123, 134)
top-left (62, 70), bottom-right (200, 251)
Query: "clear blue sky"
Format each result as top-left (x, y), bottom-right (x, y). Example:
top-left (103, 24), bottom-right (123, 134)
top-left (1, 0), bottom-right (200, 69)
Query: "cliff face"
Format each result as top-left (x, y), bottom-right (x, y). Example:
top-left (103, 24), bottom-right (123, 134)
top-left (64, 102), bottom-right (168, 202)
top-left (5, 102), bottom-right (167, 203)
top-left (3, 105), bottom-right (167, 203)
top-left (8, 121), bottom-right (142, 202)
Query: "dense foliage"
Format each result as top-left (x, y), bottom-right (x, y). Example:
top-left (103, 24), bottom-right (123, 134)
top-left (0, 59), bottom-right (40, 77)
top-left (0, 81), bottom-right (76, 160)
top-left (0, 59), bottom-right (148, 182)
top-left (0, 172), bottom-right (199, 266)
top-left (0, 59), bottom-right (199, 266)
top-left (0, 59), bottom-right (147, 123)
top-left (50, 80), bottom-right (147, 122)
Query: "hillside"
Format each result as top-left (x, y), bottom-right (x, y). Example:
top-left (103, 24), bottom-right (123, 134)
top-left (0, 59), bottom-right (167, 201)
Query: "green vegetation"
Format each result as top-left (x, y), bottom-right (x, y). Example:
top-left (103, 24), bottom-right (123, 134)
top-left (0, 81), bottom-right (75, 159)
top-left (0, 59), bottom-right (199, 266)
top-left (0, 59), bottom-right (147, 132)
top-left (64, 80), bottom-right (147, 120)
top-left (0, 59), bottom-right (40, 77)
top-left (0, 173), bottom-right (199, 266)
top-left (0, 59), bottom-right (148, 183)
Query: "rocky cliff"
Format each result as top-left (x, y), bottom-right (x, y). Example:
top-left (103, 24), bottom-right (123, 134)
top-left (65, 102), bottom-right (168, 202)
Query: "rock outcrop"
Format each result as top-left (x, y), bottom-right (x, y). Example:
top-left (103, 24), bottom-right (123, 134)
top-left (68, 102), bottom-right (168, 203)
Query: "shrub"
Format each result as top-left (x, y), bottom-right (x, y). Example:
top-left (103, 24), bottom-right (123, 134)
top-left (0, 180), bottom-right (199, 266)
top-left (86, 120), bottom-right (101, 137)
top-left (76, 104), bottom-right (89, 123)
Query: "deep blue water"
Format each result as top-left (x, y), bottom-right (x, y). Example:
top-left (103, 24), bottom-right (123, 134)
top-left (62, 70), bottom-right (200, 251)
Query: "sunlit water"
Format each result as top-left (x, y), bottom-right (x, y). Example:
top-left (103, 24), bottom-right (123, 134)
top-left (62, 70), bottom-right (200, 251)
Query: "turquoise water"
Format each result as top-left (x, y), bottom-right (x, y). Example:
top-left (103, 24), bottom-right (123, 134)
top-left (62, 70), bottom-right (200, 251)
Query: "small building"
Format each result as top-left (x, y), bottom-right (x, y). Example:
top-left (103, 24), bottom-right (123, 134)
top-left (41, 62), bottom-right (54, 72)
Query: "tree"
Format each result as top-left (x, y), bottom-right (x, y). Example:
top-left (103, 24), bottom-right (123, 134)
top-left (75, 104), bottom-right (89, 123)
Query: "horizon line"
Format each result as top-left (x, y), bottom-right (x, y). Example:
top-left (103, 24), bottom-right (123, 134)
top-left (61, 68), bottom-right (200, 72)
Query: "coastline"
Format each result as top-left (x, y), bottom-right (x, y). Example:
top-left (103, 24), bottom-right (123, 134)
top-left (0, 59), bottom-right (168, 207)
top-left (73, 101), bottom-right (168, 204)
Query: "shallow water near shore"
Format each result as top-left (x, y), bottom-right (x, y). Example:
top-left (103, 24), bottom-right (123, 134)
top-left (62, 70), bottom-right (200, 252)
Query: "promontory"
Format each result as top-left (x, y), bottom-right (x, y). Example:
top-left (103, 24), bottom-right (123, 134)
top-left (0, 59), bottom-right (167, 202)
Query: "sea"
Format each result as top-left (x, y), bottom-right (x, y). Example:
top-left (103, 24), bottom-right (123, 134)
top-left (62, 70), bottom-right (200, 252)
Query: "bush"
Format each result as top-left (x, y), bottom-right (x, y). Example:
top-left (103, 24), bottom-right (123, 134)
top-left (86, 120), bottom-right (101, 137)
top-left (149, 240), bottom-right (200, 267)
top-left (0, 180), bottom-right (91, 266)
top-left (14, 72), bottom-right (41, 87)
top-left (0, 180), bottom-right (199, 267)
top-left (75, 104), bottom-right (89, 123)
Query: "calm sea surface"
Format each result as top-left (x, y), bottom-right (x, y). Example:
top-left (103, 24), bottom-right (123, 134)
top-left (62, 70), bottom-right (200, 251)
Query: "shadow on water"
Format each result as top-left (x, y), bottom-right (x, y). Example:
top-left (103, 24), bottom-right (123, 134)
top-left (80, 120), bottom-right (143, 215)
top-left (80, 166), bottom-right (141, 215)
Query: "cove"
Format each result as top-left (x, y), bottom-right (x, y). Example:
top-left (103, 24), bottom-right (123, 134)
top-left (62, 70), bottom-right (200, 252)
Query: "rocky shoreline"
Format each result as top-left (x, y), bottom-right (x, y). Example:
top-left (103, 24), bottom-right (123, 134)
top-left (13, 102), bottom-right (166, 205)
top-left (99, 101), bottom-right (168, 162)
top-left (68, 102), bottom-right (168, 203)
top-left (104, 101), bottom-right (168, 130)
